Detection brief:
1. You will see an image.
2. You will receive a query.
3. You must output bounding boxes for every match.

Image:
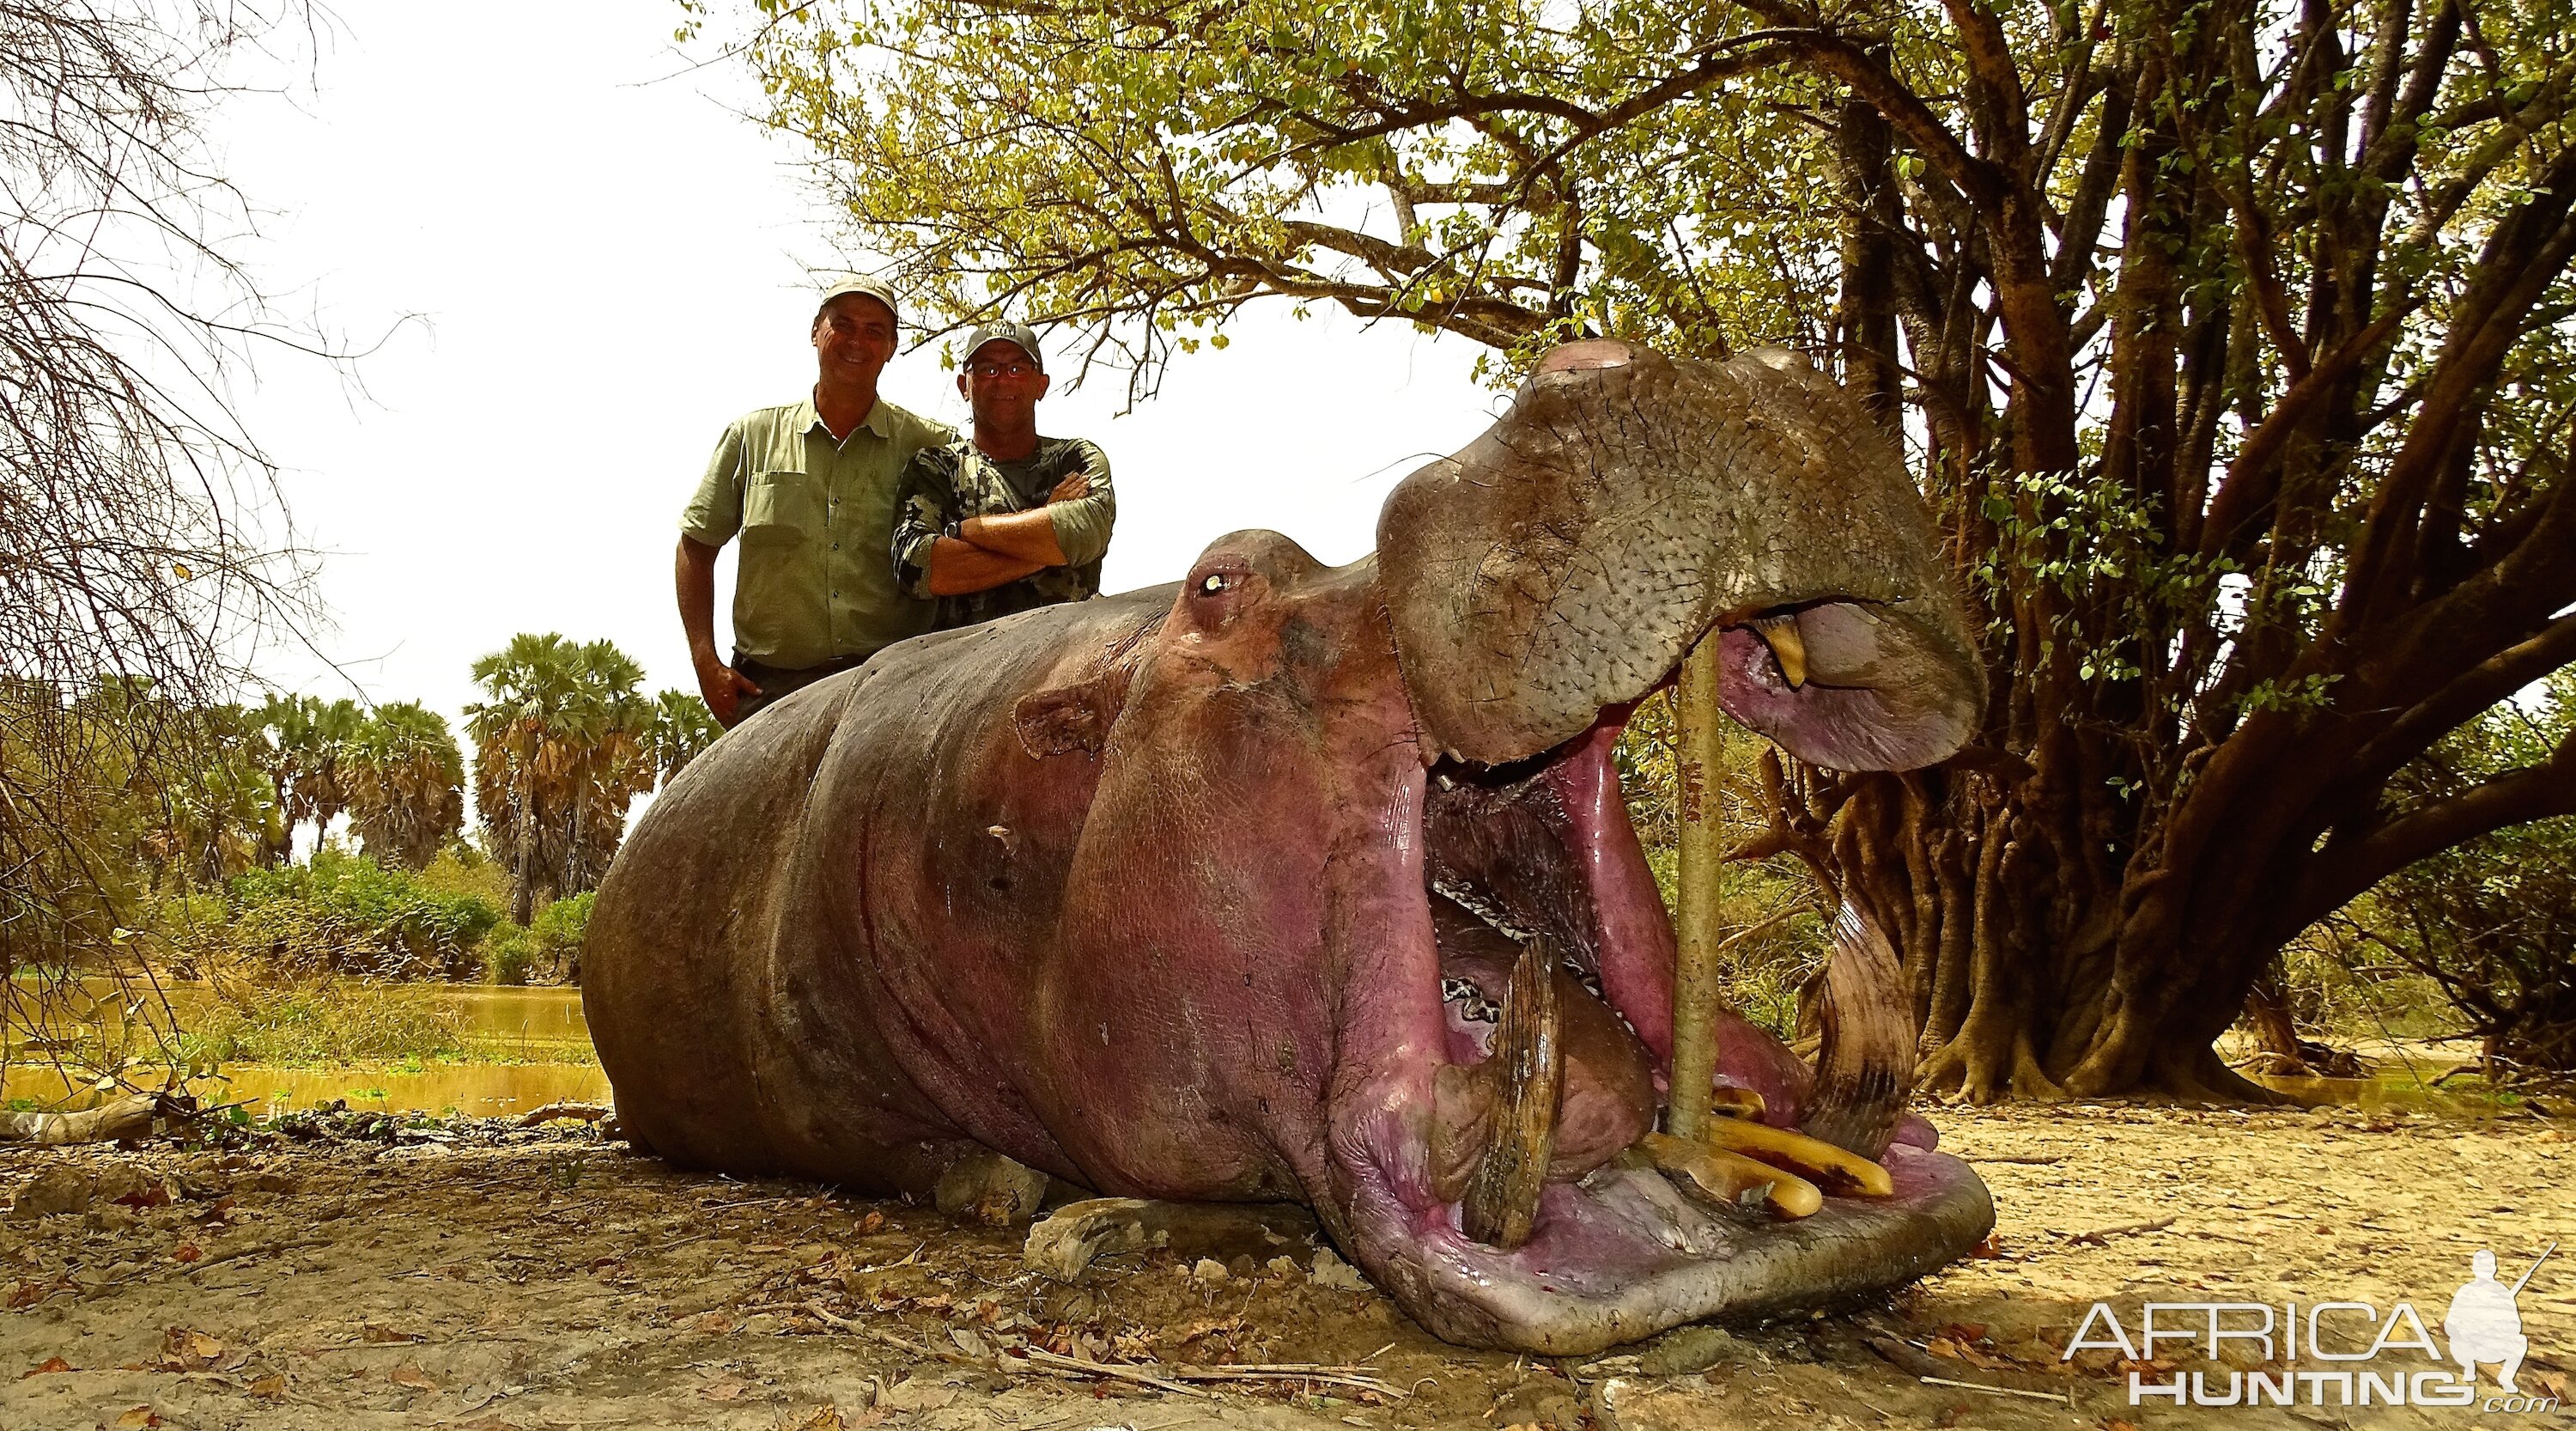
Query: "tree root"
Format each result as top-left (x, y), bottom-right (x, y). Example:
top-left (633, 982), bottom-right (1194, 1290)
top-left (1916, 1027), bottom-right (2066, 1104)
top-left (2144, 1044), bottom-right (2299, 1105)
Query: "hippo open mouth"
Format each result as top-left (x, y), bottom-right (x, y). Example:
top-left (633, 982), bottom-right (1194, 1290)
top-left (1321, 696), bottom-right (1992, 1352)
top-left (1333, 341), bottom-right (1996, 1350)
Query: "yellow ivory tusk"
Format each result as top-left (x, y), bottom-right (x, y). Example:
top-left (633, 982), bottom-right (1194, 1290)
top-left (1749, 613), bottom-right (1807, 690)
top-left (1695, 1118), bottom-right (1894, 1197)
top-left (1708, 1086), bottom-right (1768, 1120)
top-left (1638, 1132), bottom-right (1824, 1220)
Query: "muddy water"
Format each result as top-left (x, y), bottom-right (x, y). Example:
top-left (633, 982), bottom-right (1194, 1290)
top-left (14, 979), bottom-right (589, 1048)
top-left (4, 980), bottom-right (605, 1117)
top-left (195, 1060), bottom-right (612, 1117)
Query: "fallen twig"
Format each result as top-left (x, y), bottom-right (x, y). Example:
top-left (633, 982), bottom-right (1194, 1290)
top-left (1965, 1154), bottom-right (2064, 1165)
top-left (1920, 1374), bottom-right (2075, 1406)
top-left (1162, 1363), bottom-right (1408, 1397)
top-left (81, 1235), bottom-right (330, 1300)
top-left (1015, 1347), bottom-right (1216, 1398)
top-left (516, 1101), bottom-right (614, 1127)
top-left (2061, 1216), bottom-right (2176, 1245)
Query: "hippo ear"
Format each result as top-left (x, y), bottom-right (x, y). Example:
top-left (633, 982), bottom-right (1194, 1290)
top-left (1012, 617), bottom-right (1158, 758)
top-left (1012, 679), bottom-right (1120, 758)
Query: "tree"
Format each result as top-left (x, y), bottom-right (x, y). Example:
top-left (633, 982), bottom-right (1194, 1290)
top-left (0, 2), bottom-right (329, 985)
top-left (162, 703), bottom-right (288, 886)
top-left (464, 635), bottom-right (657, 924)
top-left (2330, 675), bottom-right (2576, 1081)
top-left (342, 702), bottom-right (467, 871)
top-left (645, 690), bottom-right (723, 788)
top-left (702, 0), bottom-right (2576, 1097)
top-left (252, 695), bottom-right (364, 858)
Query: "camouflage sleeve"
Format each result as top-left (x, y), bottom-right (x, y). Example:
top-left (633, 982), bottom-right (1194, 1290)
top-left (1044, 438), bottom-right (1116, 568)
top-left (890, 448), bottom-right (957, 600)
top-left (679, 418), bottom-right (750, 547)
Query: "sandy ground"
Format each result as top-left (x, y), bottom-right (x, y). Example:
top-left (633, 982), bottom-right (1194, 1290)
top-left (0, 1100), bottom-right (2567, 1431)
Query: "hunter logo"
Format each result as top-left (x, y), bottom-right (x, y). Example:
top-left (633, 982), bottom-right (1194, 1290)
top-left (2063, 1244), bottom-right (2559, 1413)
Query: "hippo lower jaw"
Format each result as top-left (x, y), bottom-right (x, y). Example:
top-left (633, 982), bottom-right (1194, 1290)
top-left (1320, 685), bottom-right (1994, 1355)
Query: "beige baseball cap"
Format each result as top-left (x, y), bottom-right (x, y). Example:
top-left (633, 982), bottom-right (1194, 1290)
top-left (816, 275), bottom-right (900, 326)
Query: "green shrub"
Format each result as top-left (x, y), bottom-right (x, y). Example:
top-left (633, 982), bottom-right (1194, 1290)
top-left (414, 842), bottom-right (513, 909)
top-left (530, 891), bottom-right (593, 983)
top-left (482, 921), bottom-right (536, 986)
top-left (195, 849), bottom-right (502, 980)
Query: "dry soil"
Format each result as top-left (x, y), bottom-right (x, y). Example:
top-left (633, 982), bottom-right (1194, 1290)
top-left (0, 1099), bottom-right (2567, 1431)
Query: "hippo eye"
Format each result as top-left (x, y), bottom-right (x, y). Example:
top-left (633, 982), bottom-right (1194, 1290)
top-left (1200, 573), bottom-right (1230, 594)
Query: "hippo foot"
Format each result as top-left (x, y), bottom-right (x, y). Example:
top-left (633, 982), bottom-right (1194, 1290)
top-left (932, 1151), bottom-right (1050, 1226)
top-left (1025, 1197), bottom-right (1320, 1282)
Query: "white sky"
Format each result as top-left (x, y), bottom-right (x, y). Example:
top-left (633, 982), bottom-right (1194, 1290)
top-left (218, 2), bottom-right (1500, 741)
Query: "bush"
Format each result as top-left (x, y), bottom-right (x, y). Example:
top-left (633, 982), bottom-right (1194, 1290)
top-left (482, 921), bottom-right (536, 986)
top-left (191, 849), bottom-right (503, 980)
top-left (414, 842), bottom-right (513, 909)
top-left (530, 891), bottom-right (593, 984)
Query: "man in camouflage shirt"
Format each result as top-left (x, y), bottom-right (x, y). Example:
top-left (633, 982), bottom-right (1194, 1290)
top-left (890, 322), bottom-right (1115, 630)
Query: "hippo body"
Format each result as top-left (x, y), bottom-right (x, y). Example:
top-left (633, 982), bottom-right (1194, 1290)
top-left (588, 344), bottom-right (1996, 1352)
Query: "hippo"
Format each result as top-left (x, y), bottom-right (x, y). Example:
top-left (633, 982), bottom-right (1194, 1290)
top-left (586, 340), bottom-right (1995, 1354)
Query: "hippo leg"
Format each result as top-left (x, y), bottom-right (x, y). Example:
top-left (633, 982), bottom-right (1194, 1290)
top-left (932, 1150), bottom-right (1053, 1225)
top-left (1024, 1199), bottom-right (1321, 1282)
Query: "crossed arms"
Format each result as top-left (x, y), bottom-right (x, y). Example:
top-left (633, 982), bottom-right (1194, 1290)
top-left (923, 470), bottom-right (1090, 595)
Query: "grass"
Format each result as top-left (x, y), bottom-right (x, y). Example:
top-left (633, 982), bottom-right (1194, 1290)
top-left (165, 980), bottom-right (598, 1070)
top-left (177, 988), bottom-right (469, 1068)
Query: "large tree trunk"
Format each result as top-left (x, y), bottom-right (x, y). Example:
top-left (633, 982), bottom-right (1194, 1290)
top-left (1767, 754), bottom-right (2293, 1103)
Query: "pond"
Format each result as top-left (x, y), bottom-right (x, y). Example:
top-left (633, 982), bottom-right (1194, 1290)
top-left (4, 978), bottom-right (606, 1117)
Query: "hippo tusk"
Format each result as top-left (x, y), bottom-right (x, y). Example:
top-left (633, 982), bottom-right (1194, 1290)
top-left (1797, 903), bottom-right (1917, 1159)
top-left (1695, 1117), bottom-right (1893, 1197)
top-left (1747, 612), bottom-right (1807, 690)
top-left (1709, 1085), bottom-right (1767, 1120)
top-left (1459, 935), bottom-right (1564, 1250)
top-left (1637, 1131), bottom-right (1823, 1220)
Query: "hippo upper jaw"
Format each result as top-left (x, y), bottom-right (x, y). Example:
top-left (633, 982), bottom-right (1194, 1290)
top-left (1376, 342), bottom-right (1985, 776)
top-left (1312, 705), bottom-right (1994, 1355)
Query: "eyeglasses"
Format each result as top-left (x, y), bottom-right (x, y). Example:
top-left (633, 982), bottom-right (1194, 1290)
top-left (968, 361), bottom-right (1041, 380)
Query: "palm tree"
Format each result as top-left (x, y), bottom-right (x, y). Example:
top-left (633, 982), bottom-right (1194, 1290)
top-left (645, 690), bottom-right (720, 787)
top-left (342, 702), bottom-right (465, 870)
top-left (465, 635), bottom-right (656, 923)
top-left (252, 694), bottom-right (362, 858)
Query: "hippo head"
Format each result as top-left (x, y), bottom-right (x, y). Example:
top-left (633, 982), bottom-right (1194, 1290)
top-left (1025, 341), bottom-right (1991, 1352)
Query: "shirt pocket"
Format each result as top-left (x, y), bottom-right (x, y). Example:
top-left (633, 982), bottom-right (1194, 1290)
top-left (742, 469), bottom-right (823, 544)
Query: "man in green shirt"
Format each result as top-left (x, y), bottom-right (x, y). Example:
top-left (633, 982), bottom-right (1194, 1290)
top-left (677, 277), bottom-right (955, 727)
top-left (890, 321), bottom-right (1115, 630)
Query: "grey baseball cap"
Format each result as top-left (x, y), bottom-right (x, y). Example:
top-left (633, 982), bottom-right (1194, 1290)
top-left (817, 275), bottom-right (900, 325)
top-left (962, 320), bottom-right (1045, 373)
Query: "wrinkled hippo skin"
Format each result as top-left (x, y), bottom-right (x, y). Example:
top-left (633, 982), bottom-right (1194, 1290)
top-left (586, 342), bottom-right (1996, 1353)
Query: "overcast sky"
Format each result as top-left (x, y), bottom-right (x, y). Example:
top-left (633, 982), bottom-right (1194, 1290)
top-left (218, 2), bottom-right (1498, 738)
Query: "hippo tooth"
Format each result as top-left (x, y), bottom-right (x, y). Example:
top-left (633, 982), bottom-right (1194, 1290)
top-left (1747, 612), bottom-right (1807, 691)
top-left (1459, 935), bottom-right (1564, 1251)
top-left (1695, 1117), bottom-right (1893, 1197)
top-left (1429, 875), bottom-right (1540, 945)
top-left (1637, 1132), bottom-right (1821, 1220)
